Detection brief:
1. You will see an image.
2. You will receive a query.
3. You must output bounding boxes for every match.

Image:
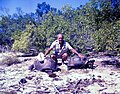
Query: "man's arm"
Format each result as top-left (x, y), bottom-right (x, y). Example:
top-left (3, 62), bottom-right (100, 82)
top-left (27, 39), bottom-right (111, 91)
top-left (44, 40), bottom-right (56, 57)
top-left (66, 42), bottom-right (84, 58)
top-left (71, 48), bottom-right (84, 58)
top-left (44, 48), bottom-right (53, 57)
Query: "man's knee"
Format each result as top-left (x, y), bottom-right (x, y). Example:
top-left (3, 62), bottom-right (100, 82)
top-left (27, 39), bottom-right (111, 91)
top-left (51, 54), bottom-right (57, 60)
top-left (62, 53), bottom-right (68, 60)
top-left (62, 53), bottom-right (68, 57)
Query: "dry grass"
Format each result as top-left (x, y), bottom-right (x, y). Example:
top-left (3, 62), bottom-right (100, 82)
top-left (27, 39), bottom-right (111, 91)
top-left (0, 52), bottom-right (21, 66)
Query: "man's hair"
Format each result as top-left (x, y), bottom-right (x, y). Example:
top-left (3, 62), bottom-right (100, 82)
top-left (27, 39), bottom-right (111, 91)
top-left (57, 33), bottom-right (64, 39)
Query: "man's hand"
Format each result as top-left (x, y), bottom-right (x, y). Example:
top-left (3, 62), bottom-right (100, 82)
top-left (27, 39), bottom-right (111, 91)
top-left (44, 48), bottom-right (53, 57)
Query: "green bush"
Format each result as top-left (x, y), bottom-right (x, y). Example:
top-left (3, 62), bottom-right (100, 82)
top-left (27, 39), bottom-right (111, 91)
top-left (92, 21), bottom-right (120, 52)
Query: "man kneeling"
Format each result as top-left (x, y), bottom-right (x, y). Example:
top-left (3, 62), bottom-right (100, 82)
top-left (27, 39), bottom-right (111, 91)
top-left (44, 33), bottom-right (84, 64)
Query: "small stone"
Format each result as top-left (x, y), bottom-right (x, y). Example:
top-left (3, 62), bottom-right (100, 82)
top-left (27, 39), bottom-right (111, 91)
top-left (48, 73), bottom-right (57, 78)
top-left (97, 75), bottom-right (102, 78)
top-left (110, 72), bottom-right (115, 75)
top-left (9, 90), bottom-right (17, 94)
top-left (26, 76), bottom-right (33, 80)
top-left (19, 78), bottom-right (27, 84)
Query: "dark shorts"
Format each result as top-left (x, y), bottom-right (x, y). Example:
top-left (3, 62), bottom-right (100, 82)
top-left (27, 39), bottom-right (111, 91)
top-left (53, 48), bottom-right (68, 57)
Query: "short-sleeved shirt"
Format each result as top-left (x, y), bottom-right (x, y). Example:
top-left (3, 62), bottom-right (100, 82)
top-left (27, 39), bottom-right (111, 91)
top-left (50, 40), bottom-right (73, 56)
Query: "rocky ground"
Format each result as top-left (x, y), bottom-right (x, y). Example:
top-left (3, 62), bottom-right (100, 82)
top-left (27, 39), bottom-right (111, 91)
top-left (0, 52), bottom-right (120, 94)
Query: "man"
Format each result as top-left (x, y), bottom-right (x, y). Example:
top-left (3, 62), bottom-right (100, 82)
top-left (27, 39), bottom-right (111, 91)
top-left (44, 33), bottom-right (84, 63)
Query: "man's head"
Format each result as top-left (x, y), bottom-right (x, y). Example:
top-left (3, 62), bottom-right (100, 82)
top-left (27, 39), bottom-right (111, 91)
top-left (57, 33), bottom-right (64, 44)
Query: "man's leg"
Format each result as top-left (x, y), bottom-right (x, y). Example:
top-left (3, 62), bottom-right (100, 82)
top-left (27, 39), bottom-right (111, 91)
top-left (62, 53), bottom-right (68, 61)
top-left (50, 54), bottom-right (57, 61)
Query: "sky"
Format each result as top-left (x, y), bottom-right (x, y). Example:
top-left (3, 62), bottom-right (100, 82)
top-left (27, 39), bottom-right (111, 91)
top-left (0, 0), bottom-right (89, 15)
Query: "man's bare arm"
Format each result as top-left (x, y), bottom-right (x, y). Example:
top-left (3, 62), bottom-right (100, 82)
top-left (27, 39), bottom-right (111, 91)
top-left (71, 48), bottom-right (84, 58)
top-left (44, 48), bottom-right (53, 57)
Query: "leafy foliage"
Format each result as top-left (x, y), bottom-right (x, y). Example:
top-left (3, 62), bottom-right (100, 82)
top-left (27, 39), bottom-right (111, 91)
top-left (0, 1), bottom-right (120, 54)
top-left (92, 21), bottom-right (119, 51)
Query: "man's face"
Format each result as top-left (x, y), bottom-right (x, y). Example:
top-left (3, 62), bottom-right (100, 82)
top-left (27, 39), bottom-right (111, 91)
top-left (57, 35), bottom-right (63, 44)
